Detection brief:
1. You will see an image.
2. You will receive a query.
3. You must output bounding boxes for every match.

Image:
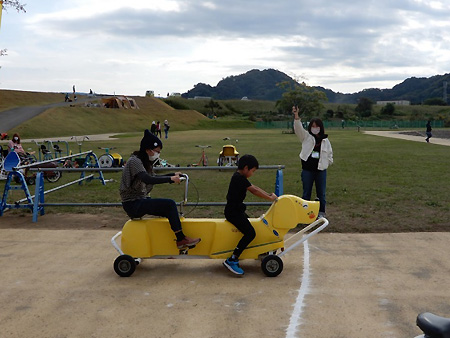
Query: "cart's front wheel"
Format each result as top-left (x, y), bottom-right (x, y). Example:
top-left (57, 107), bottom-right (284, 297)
top-left (114, 255), bottom-right (136, 277)
top-left (261, 255), bottom-right (283, 277)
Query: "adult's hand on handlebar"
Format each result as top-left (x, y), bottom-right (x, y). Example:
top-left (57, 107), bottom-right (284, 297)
top-left (171, 175), bottom-right (182, 184)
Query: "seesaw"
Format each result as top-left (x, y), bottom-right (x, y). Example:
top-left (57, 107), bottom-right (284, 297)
top-left (111, 176), bottom-right (329, 277)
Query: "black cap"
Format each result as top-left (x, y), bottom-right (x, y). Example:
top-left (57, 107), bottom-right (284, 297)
top-left (140, 129), bottom-right (163, 151)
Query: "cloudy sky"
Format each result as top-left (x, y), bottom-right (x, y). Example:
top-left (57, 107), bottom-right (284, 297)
top-left (1, 0), bottom-right (450, 97)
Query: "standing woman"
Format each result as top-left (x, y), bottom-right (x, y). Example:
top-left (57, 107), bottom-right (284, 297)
top-left (293, 106), bottom-right (333, 218)
top-left (156, 121), bottom-right (162, 138)
top-left (163, 119), bottom-right (170, 139)
top-left (119, 129), bottom-right (201, 249)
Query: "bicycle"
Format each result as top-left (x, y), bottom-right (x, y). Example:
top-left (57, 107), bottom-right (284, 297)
top-left (188, 145), bottom-right (211, 167)
top-left (63, 136), bottom-right (90, 168)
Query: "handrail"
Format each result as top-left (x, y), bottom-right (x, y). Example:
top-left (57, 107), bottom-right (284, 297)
top-left (14, 150), bottom-right (94, 170)
top-left (26, 165), bottom-right (286, 172)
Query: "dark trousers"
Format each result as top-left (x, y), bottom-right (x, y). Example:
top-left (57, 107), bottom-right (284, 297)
top-left (225, 212), bottom-right (256, 258)
top-left (301, 169), bottom-right (327, 213)
top-left (122, 197), bottom-right (182, 232)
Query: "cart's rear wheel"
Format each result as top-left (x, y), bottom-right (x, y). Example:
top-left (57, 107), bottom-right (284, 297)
top-left (261, 255), bottom-right (283, 277)
top-left (114, 255), bottom-right (136, 277)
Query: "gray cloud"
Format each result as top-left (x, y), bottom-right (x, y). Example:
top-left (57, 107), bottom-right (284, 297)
top-left (34, 1), bottom-right (416, 38)
top-left (10, 0), bottom-right (450, 94)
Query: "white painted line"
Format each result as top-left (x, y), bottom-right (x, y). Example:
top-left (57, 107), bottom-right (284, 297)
top-left (286, 240), bottom-right (310, 338)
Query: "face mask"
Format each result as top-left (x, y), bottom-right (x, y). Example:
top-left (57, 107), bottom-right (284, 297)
top-left (311, 127), bottom-right (321, 135)
top-left (148, 152), bottom-right (160, 161)
top-left (13, 137), bottom-right (18, 141)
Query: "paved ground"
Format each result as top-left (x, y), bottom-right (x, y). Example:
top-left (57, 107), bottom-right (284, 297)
top-left (21, 133), bottom-right (125, 144)
top-left (364, 130), bottom-right (450, 146)
top-left (0, 225), bottom-right (448, 338)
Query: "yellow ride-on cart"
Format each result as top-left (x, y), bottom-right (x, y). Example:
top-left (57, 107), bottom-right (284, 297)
top-left (111, 175), bottom-right (328, 277)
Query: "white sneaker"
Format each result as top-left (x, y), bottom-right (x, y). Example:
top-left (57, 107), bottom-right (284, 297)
top-left (318, 211), bottom-right (326, 219)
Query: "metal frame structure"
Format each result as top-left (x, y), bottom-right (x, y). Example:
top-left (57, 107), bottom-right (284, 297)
top-left (0, 151), bottom-right (105, 221)
top-left (1, 164), bottom-right (284, 222)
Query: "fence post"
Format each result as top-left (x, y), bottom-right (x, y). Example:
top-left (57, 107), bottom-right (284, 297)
top-left (32, 172), bottom-right (45, 222)
top-left (275, 168), bottom-right (284, 196)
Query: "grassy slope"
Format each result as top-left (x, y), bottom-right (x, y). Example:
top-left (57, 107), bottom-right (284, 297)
top-left (8, 96), bottom-right (208, 138)
top-left (0, 89), bottom-right (65, 111)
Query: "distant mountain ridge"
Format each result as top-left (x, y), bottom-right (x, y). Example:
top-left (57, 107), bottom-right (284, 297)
top-left (182, 69), bottom-right (450, 104)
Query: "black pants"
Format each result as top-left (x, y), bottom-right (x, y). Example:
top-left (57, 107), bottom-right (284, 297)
top-left (122, 197), bottom-right (182, 232)
top-left (225, 212), bottom-right (256, 258)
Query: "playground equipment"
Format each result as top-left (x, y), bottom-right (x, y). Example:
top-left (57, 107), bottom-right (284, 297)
top-left (32, 139), bottom-right (69, 162)
top-left (111, 174), bottom-right (328, 277)
top-left (47, 140), bottom-right (70, 159)
top-left (218, 144), bottom-right (239, 166)
top-left (97, 147), bottom-right (124, 168)
top-left (0, 152), bottom-right (43, 217)
top-left (68, 136), bottom-right (90, 167)
top-left (1, 146), bottom-right (59, 185)
top-left (3, 164), bottom-right (284, 222)
top-left (153, 157), bottom-right (179, 168)
top-left (0, 150), bottom-right (105, 220)
top-left (189, 145), bottom-right (211, 167)
top-left (34, 140), bottom-right (53, 162)
top-left (0, 145), bottom-right (8, 179)
top-left (217, 137), bottom-right (239, 166)
top-left (20, 160), bottom-right (61, 185)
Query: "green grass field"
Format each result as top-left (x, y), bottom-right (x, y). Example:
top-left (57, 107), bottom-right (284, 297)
top-left (1, 129), bottom-right (449, 232)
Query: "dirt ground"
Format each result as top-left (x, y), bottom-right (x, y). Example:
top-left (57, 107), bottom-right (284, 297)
top-left (1, 222), bottom-right (448, 338)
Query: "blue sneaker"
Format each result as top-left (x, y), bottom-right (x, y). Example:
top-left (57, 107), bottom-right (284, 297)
top-left (223, 258), bottom-right (244, 275)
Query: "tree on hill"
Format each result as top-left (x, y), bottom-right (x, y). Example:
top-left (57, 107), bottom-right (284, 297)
top-left (183, 69), bottom-right (297, 100)
top-left (276, 81), bottom-right (327, 120)
top-left (204, 99), bottom-right (221, 117)
top-left (380, 102), bottom-right (395, 116)
top-left (423, 97), bottom-right (447, 106)
top-left (355, 97), bottom-right (374, 117)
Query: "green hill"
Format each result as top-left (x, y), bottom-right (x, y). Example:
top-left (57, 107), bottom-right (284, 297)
top-left (3, 92), bottom-right (210, 138)
top-left (0, 89), bottom-right (65, 111)
top-left (183, 69), bottom-right (296, 101)
top-left (182, 68), bottom-right (450, 105)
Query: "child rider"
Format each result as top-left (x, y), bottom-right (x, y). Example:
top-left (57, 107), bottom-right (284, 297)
top-left (223, 154), bottom-right (278, 275)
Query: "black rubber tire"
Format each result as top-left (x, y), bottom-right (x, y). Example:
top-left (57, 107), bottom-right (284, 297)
top-left (46, 170), bottom-right (61, 183)
top-left (261, 255), bottom-right (283, 277)
top-left (26, 176), bottom-right (36, 185)
top-left (113, 255), bottom-right (136, 277)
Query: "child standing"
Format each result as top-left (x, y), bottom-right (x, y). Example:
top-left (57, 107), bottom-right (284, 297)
top-left (223, 154), bottom-right (277, 275)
